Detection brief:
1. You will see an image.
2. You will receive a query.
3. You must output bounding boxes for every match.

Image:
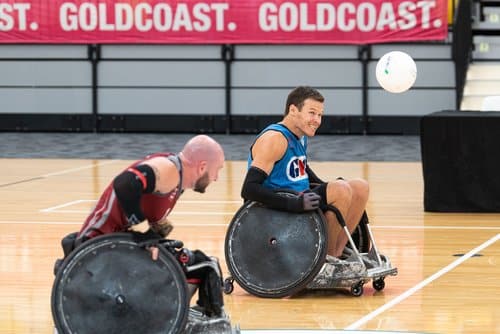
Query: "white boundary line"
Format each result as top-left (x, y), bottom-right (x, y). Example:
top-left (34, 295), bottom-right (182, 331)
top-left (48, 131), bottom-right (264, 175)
top-left (371, 225), bottom-right (500, 230)
top-left (1, 160), bottom-right (119, 188)
top-left (180, 200), bottom-right (243, 204)
top-left (240, 331), bottom-right (424, 334)
top-left (1, 161), bottom-right (119, 187)
top-left (39, 210), bottom-right (237, 215)
top-left (40, 200), bottom-right (95, 212)
top-left (0, 220), bottom-right (232, 226)
top-left (2, 220), bottom-right (500, 230)
top-left (41, 160), bottom-right (119, 178)
top-left (0, 221), bottom-right (83, 225)
top-left (345, 233), bottom-right (500, 330)
top-left (39, 199), bottom-right (243, 213)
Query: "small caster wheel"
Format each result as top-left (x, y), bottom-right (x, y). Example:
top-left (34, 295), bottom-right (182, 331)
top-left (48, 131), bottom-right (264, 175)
top-left (223, 277), bottom-right (234, 294)
top-left (351, 282), bottom-right (364, 297)
top-left (373, 278), bottom-right (385, 291)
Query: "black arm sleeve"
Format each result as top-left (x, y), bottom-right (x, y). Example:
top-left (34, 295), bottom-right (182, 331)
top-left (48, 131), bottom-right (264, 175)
top-left (113, 164), bottom-right (156, 225)
top-left (306, 164), bottom-right (325, 185)
top-left (241, 166), bottom-right (304, 213)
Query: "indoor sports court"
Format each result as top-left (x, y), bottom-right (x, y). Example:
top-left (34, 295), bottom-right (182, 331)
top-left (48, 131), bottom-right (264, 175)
top-left (0, 133), bottom-right (498, 333)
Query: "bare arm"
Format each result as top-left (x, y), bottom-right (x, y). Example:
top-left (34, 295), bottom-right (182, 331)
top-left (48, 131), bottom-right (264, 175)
top-left (250, 130), bottom-right (288, 174)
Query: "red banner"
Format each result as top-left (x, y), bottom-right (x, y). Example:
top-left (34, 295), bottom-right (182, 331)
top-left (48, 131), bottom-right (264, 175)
top-left (0, 0), bottom-right (448, 44)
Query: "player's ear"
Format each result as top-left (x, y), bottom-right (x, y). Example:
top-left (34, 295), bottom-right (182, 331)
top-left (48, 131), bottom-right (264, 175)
top-left (198, 160), bottom-right (207, 174)
top-left (289, 104), bottom-right (298, 115)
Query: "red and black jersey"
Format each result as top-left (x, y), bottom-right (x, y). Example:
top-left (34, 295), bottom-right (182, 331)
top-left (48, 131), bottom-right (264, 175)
top-left (78, 153), bottom-right (182, 240)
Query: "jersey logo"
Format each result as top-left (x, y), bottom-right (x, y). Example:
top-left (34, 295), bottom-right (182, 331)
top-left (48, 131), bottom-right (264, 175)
top-left (286, 156), bottom-right (308, 182)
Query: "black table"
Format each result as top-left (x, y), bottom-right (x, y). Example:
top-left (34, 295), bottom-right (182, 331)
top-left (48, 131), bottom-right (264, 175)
top-left (421, 110), bottom-right (500, 212)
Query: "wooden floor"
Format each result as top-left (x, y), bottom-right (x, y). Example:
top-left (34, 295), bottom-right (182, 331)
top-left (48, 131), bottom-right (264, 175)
top-left (0, 159), bottom-right (499, 334)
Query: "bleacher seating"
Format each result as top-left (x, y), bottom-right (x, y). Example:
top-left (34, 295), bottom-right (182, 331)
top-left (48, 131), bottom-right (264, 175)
top-left (461, 0), bottom-right (500, 110)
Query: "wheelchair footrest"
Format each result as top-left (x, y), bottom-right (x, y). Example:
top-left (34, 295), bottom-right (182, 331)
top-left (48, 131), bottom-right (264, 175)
top-left (367, 266), bottom-right (398, 279)
top-left (184, 308), bottom-right (240, 334)
top-left (306, 260), bottom-right (367, 289)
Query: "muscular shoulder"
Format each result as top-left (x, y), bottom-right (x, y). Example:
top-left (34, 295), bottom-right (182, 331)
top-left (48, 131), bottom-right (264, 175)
top-left (251, 130), bottom-right (288, 173)
top-left (140, 156), bottom-right (179, 193)
top-left (259, 129), bottom-right (288, 143)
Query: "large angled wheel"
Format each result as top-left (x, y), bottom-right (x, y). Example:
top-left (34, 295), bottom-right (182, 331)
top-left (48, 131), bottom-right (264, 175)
top-left (51, 233), bottom-right (189, 334)
top-left (225, 195), bottom-right (328, 298)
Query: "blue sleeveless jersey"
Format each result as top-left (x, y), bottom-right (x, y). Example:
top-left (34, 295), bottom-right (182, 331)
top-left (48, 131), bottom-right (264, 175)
top-left (248, 124), bottom-right (310, 192)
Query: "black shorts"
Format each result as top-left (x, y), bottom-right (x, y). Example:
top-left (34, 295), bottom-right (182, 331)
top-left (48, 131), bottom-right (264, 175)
top-left (310, 182), bottom-right (328, 211)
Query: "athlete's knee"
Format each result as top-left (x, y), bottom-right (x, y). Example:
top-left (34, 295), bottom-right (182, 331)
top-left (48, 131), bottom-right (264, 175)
top-left (348, 178), bottom-right (369, 202)
top-left (327, 179), bottom-right (353, 204)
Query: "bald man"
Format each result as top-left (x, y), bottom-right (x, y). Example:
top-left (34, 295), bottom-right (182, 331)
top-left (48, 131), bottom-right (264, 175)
top-left (56, 135), bottom-right (229, 321)
top-left (77, 134), bottom-right (225, 242)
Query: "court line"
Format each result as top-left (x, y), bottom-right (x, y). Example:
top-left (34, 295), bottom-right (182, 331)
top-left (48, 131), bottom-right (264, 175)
top-left (41, 160), bottom-right (119, 177)
top-left (0, 177), bottom-right (44, 187)
top-left (345, 233), bottom-right (500, 330)
top-left (241, 331), bottom-right (425, 334)
top-left (0, 220), bottom-right (231, 226)
top-left (0, 221), bottom-right (83, 225)
top-left (181, 200), bottom-right (243, 204)
top-left (371, 225), bottom-right (500, 230)
top-left (2, 220), bottom-right (500, 231)
top-left (0, 160), bottom-right (119, 188)
top-left (41, 210), bottom-right (238, 215)
top-left (37, 200), bottom-right (500, 232)
top-left (40, 199), bottom-right (243, 212)
top-left (40, 200), bottom-right (94, 212)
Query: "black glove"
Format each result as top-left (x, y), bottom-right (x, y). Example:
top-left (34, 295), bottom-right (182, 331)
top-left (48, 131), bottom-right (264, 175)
top-left (287, 191), bottom-right (321, 212)
top-left (301, 192), bottom-right (321, 211)
top-left (130, 229), bottom-right (162, 244)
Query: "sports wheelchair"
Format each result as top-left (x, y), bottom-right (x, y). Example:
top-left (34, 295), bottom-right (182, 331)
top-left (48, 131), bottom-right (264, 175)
top-left (223, 192), bottom-right (397, 297)
top-left (52, 232), bottom-right (239, 334)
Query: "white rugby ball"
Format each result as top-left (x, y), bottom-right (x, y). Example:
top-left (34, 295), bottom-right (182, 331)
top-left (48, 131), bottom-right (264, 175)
top-left (376, 51), bottom-right (417, 93)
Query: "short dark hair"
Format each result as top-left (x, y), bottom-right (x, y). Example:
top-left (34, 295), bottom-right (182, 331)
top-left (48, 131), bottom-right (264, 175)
top-left (284, 86), bottom-right (324, 116)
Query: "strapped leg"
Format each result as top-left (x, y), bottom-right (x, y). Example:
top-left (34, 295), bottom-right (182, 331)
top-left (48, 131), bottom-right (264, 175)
top-left (306, 204), bottom-right (371, 291)
top-left (311, 208), bottom-right (398, 293)
top-left (183, 252), bottom-right (239, 333)
top-left (325, 204), bottom-right (366, 267)
top-left (185, 251), bottom-right (225, 317)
